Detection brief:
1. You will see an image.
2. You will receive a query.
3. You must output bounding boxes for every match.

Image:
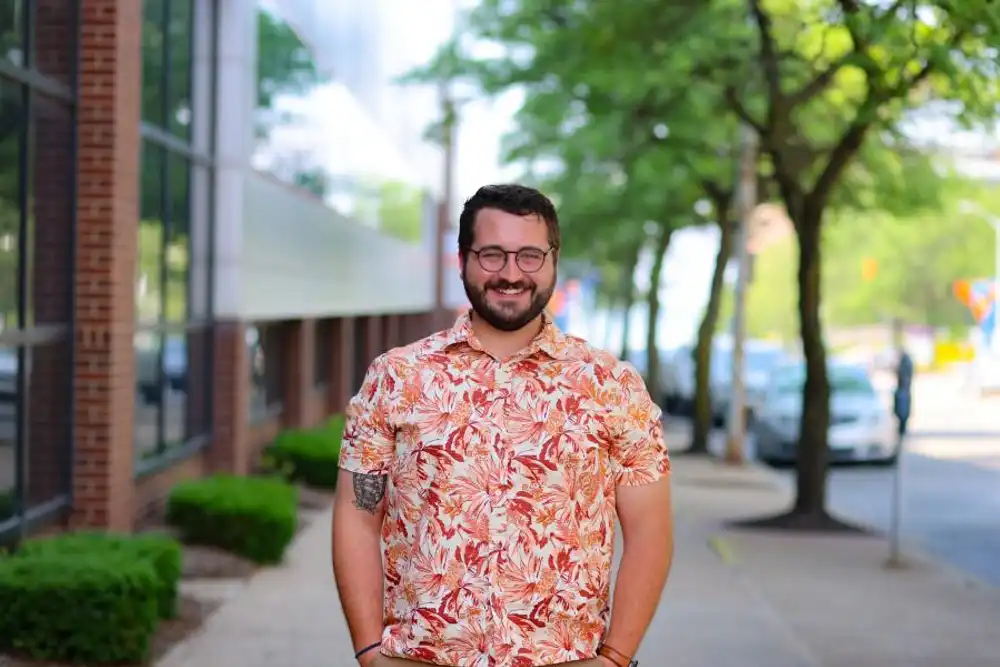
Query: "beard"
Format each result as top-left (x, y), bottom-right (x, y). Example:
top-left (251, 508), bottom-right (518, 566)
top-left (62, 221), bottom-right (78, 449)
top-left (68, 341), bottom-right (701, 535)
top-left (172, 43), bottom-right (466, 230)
top-left (462, 272), bottom-right (555, 333)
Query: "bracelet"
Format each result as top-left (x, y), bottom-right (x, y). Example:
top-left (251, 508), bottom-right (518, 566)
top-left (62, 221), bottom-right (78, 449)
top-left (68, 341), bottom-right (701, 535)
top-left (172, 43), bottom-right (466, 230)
top-left (598, 643), bottom-right (633, 667)
top-left (354, 641), bottom-right (381, 660)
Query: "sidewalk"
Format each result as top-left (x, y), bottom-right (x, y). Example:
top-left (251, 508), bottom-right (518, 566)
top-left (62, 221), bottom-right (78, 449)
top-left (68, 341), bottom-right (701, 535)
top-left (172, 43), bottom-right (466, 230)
top-left (157, 460), bottom-right (1000, 667)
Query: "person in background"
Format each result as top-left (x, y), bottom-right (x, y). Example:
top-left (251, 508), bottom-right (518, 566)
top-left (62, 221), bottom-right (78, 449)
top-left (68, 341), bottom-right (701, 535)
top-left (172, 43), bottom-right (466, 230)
top-left (893, 321), bottom-right (914, 437)
top-left (331, 184), bottom-right (674, 667)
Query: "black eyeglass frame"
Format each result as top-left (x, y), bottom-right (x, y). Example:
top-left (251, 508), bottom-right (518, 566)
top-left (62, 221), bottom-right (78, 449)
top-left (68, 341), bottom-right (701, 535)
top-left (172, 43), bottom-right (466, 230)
top-left (463, 245), bottom-right (557, 273)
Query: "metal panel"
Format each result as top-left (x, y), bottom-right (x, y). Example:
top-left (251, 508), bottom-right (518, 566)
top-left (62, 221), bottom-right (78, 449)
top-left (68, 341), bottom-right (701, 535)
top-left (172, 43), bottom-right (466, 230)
top-left (239, 171), bottom-right (435, 319)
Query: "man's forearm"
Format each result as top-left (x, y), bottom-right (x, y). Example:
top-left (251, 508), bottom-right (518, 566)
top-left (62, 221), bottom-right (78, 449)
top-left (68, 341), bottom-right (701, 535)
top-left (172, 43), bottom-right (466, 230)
top-left (602, 532), bottom-right (673, 657)
top-left (332, 474), bottom-right (388, 659)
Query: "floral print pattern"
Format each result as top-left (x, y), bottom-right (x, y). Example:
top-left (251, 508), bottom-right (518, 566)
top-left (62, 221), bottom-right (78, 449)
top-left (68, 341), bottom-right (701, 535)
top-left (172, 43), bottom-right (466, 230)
top-left (339, 312), bottom-right (669, 666)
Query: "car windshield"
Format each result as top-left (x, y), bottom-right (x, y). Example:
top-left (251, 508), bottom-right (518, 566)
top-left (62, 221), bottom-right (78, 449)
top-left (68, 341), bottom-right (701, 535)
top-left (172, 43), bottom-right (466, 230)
top-left (771, 366), bottom-right (875, 396)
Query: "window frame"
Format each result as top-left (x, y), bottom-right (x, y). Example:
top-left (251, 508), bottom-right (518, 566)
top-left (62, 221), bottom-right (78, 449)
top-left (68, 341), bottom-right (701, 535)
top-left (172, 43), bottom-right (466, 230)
top-left (0, 0), bottom-right (80, 543)
top-left (133, 0), bottom-right (220, 478)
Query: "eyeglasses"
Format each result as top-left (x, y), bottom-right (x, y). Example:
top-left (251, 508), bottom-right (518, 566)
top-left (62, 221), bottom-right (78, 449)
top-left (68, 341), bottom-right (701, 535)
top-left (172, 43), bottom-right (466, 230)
top-left (466, 246), bottom-right (554, 273)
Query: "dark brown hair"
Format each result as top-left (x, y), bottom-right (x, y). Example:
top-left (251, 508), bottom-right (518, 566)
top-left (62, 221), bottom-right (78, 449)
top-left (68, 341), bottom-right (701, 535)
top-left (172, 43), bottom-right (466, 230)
top-left (457, 184), bottom-right (560, 258)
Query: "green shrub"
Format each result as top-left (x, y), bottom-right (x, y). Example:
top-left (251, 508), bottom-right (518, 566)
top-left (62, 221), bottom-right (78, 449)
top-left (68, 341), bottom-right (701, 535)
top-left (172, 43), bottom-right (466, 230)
top-left (17, 531), bottom-right (182, 619)
top-left (265, 413), bottom-right (346, 489)
top-left (166, 475), bottom-right (298, 564)
top-left (0, 552), bottom-right (159, 663)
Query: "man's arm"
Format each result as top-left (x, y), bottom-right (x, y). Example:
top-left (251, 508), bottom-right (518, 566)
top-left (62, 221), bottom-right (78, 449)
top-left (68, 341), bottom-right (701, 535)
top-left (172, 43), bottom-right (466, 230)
top-left (601, 361), bottom-right (674, 662)
top-left (332, 469), bottom-right (388, 667)
top-left (603, 478), bottom-right (674, 659)
top-left (331, 354), bottom-right (396, 667)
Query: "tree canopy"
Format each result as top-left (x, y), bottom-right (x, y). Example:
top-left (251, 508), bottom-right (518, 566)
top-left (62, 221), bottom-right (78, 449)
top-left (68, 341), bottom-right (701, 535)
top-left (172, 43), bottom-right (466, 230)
top-left (408, 0), bottom-right (1000, 527)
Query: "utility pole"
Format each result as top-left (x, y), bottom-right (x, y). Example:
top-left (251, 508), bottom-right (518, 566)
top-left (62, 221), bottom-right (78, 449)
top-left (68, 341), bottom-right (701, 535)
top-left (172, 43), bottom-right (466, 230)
top-left (433, 83), bottom-right (458, 331)
top-left (724, 124), bottom-right (759, 464)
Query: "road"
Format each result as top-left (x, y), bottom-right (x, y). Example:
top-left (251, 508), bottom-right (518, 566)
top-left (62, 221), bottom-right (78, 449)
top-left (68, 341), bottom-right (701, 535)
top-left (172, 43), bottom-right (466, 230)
top-left (675, 371), bottom-right (1000, 588)
top-left (819, 372), bottom-right (1000, 587)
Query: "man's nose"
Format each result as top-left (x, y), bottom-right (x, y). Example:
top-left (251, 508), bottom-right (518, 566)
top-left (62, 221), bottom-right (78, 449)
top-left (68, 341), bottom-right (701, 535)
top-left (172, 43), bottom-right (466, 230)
top-left (499, 255), bottom-right (523, 282)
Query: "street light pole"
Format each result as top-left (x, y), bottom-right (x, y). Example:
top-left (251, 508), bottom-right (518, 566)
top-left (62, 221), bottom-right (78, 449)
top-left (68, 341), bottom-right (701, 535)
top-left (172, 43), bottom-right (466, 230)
top-left (724, 124), bottom-right (759, 464)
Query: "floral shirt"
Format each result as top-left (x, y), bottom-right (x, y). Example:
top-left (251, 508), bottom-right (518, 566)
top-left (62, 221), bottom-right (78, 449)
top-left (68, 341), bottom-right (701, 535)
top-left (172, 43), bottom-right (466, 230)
top-left (339, 312), bottom-right (669, 667)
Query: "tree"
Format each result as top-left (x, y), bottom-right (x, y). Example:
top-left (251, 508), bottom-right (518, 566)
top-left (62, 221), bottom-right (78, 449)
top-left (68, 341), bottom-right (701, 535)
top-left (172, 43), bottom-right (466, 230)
top-left (404, 0), bottom-right (741, 402)
top-left (715, 0), bottom-right (1000, 529)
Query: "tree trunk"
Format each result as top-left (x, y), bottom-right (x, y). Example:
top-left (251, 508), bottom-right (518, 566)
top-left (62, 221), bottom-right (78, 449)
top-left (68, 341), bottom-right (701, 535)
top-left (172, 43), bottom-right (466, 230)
top-left (645, 226), bottom-right (673, 397)
top-left (793, 208), bottom-right (831, 516)
top-left (737, 203), bottom-right (858, 532)
top-left (618, 244), bottom-right (641, 361)
top-left (688, 217), bottom-right (734, 454)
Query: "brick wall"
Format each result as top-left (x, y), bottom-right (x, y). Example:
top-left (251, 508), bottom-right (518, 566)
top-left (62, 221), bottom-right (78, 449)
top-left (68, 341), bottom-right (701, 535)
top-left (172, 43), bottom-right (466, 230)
top-left (55, 1), bottom-right (440, 534)
top-left (26, 2), bottom-right (76, 511)
top-left (72, 0), bottom-right (142, 531)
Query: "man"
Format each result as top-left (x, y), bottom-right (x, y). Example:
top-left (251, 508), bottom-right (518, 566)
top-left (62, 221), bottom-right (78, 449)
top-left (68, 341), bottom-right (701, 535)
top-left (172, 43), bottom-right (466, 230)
top-left (332, 184), bottom-right (673, 667)
top-left (894, 341), bottom-right (914, 437)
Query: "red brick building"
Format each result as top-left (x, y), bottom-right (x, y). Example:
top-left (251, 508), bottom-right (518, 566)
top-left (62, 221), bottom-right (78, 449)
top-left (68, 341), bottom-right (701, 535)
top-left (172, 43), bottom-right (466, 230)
top-left (0, 0), bottom-right (441, 541)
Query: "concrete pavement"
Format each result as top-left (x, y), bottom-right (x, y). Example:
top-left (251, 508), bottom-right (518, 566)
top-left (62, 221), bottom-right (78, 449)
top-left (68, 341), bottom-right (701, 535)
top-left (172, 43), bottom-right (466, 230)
top-left (156, 455), bottom-right (1000, 667)
top-left (685, 369), bottom-right (1000, 588)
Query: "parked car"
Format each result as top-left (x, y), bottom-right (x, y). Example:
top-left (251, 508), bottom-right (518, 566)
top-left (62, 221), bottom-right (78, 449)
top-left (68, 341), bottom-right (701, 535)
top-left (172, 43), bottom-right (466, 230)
top-left (751, 361), bottom-right (898, 466)
top-left (660, 340), bottom-right (789, 424)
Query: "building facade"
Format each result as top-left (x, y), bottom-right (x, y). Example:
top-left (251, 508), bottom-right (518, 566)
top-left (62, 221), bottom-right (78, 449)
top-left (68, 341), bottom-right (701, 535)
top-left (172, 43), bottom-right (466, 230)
top-left (0, 0), bottom-right (440, 540)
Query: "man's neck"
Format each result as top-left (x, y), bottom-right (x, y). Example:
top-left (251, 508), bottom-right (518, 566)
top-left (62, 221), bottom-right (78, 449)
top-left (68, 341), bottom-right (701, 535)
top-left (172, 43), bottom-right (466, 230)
top-left (471, 314), bottom-right (544, 360)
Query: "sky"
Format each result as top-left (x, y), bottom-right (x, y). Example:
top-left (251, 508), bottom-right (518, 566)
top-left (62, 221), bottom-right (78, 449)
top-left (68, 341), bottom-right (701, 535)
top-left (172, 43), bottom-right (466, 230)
top-left (257, 0), bottom-right (1000, 352)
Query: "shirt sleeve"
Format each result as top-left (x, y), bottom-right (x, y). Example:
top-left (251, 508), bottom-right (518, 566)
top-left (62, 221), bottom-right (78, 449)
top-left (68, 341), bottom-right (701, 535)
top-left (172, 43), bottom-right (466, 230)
top-left (338, 353), bottom-right (396, 475)
top-left (608, 361), bottom-right (670, 486)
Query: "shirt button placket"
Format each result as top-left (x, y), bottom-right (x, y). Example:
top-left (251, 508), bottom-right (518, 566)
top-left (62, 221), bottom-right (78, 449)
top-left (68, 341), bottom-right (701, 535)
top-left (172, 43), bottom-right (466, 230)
top-left (488, 359), bottom-right (512, 666)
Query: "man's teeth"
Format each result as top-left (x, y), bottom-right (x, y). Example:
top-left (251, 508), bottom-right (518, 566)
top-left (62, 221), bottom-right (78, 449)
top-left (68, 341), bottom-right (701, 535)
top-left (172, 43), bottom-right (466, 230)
top-left (498, 287), bottom-right (523, 294)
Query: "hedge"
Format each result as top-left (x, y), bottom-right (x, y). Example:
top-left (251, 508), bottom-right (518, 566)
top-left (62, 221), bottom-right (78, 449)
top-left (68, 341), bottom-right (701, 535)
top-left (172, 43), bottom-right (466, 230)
top-left (166, 474), bottom-right (298, 564)
top-left (0, 552), bottom-right (159, 663)
top-left (17, 531), bottom-right (182, 619)
top-left (265, 413), bottom-right (345, 489)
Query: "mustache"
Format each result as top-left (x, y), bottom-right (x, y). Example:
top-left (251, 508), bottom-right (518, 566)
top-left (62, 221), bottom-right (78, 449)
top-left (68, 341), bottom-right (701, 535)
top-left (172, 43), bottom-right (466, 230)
top-left (486, 280), bottom-right (533, 291)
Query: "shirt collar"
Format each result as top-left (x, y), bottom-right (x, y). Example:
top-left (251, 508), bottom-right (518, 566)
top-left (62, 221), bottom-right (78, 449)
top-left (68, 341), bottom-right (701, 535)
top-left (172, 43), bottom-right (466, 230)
top-left (442, 309), bottom-right (569, 360)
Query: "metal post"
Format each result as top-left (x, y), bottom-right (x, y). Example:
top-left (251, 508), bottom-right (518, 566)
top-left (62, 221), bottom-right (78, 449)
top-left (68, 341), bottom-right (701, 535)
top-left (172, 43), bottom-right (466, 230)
top-left (885, 431), bottom-right (908, 568)
top-left (724, 124), bottom-right (758, 464)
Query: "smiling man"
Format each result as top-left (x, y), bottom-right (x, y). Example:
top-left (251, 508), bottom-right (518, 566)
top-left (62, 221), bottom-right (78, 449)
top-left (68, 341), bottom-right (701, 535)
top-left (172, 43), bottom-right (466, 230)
top-left (332, 184), bottom-right (674, 667)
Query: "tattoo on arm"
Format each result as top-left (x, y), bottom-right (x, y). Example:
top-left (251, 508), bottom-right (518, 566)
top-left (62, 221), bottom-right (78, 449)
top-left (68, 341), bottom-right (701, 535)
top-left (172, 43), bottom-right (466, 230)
top-left (352, 473), bottom-right (387, 513)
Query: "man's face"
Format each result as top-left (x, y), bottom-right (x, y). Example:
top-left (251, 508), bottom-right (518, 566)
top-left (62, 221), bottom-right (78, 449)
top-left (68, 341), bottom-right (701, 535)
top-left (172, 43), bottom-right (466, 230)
top-left (461, 208), bottom-right (556, 332)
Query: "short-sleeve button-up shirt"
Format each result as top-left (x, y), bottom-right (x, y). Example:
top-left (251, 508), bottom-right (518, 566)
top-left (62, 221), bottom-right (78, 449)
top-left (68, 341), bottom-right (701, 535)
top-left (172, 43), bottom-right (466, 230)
top-left (339, 312), bottom-right (669, 667)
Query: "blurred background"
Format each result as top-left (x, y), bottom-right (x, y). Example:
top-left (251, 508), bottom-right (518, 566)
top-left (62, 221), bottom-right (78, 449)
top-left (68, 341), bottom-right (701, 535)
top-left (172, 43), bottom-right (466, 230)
top-left (0, 1), bottom-right (998, 666)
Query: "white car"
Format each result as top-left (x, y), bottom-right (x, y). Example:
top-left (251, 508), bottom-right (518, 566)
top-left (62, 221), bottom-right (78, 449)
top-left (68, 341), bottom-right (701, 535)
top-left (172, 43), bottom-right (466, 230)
top-left (751, 362), bottom-right (899, 466)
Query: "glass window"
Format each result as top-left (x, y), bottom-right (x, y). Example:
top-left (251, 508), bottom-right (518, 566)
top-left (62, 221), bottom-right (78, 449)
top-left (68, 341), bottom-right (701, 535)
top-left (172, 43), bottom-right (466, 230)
top-left (251, 3), bottom-right (429, 242)
top-left (0, 11), bottom-right (77, 536)
top-left (141, 0), bottom-right (195, 139)
top-left (137, 140), bottom-right (165, 325)
top-left (0, 79), bottom-right (22, 330)
top-left (165, 153), bottom-right (191, 322)
top-left (135, 0), bottom-right (216, 468)
top-left (248, 323), bottom-right (284, 421)
top-left (0, 2), bottom-right (25, 72)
